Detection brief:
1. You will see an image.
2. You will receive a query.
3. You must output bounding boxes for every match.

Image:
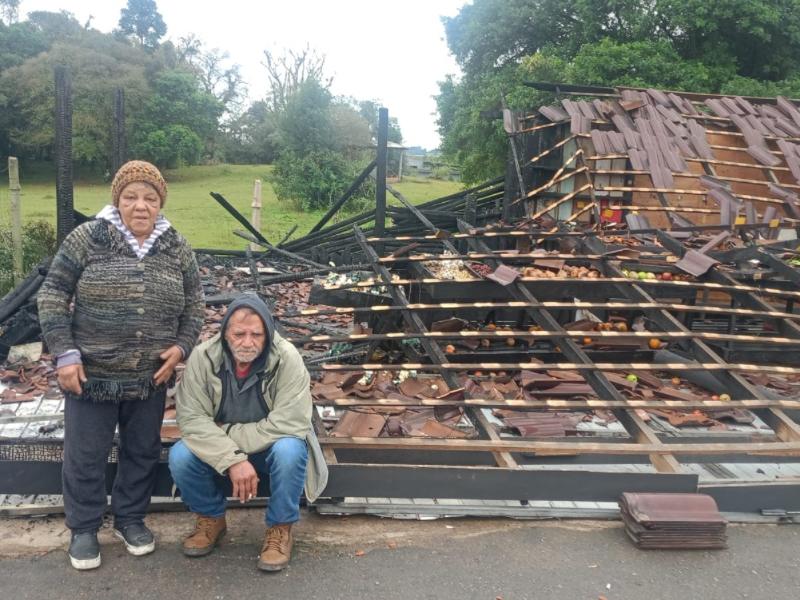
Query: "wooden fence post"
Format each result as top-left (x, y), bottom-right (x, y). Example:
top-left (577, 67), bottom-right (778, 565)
top-left (250, 179), bottom-right (262, 252)
top-left (8, 157), bottom-right (23, 285)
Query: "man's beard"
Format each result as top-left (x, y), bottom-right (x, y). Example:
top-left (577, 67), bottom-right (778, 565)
top-left (230, 347), bottom-right (260, 364)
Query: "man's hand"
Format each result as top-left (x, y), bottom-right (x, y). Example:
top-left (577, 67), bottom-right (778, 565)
top-left (154, 345), bottom-right (183, 385)
top-left (57, 364), bottom-right (87, 395)
top-left (228, 460), bottom-right (259, 503)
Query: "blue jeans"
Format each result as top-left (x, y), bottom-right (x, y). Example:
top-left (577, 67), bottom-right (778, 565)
top-left (168, 437), bottom-right (308, 527)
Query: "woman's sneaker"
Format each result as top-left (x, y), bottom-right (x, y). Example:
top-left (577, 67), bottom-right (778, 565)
top-left (68, 531), bottom-right (101, 570)
top-left (113, 523), bottom-right (156, 556)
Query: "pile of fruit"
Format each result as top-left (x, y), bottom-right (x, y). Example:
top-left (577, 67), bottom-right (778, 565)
top-left (521, 265), bottom-right (602, 279)
top-left (620, 269), bottom-right (691, 282)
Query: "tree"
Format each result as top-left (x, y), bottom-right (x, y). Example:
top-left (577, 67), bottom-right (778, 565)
top-left (357, 100), bottom-right (403, 144)
top-left (436, 0), bottom-right (800, 183)
top-left (0, 0), bottom-right (20, 25)
top-left (219, 100), bottom-right (279, 164)
top-left (177, 34), bottom-right (246, 114)
top-left (262, 46), bottom-right (331, 112)
top-left (0, 33), bottom-right (151, 167)
top-left (27, 10), bottom-right (84, 41)
top-left (117, 0), bottom-right (166, 50)
top-left (0, 20), bottom-right (47, 74)
top-left (271, 79), bottom-right (372, 211)
top-left (132, 69), bottom-right (222, 166)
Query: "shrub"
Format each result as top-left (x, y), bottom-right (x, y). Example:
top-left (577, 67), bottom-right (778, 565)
top-left (271, 149), bottom-right (373, 212)
top-left (0, 220), bottom-right (57, 296)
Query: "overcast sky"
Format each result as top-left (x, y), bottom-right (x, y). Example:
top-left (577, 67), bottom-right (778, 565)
top-left (19, 0), bottom-right (467, 149)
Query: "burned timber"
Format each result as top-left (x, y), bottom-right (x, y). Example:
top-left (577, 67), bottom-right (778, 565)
top-left (3, 87), bottom-right (800, 519)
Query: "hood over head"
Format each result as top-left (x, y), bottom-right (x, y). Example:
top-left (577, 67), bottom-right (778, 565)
top-left (220, 293), bottom-right (276, 367)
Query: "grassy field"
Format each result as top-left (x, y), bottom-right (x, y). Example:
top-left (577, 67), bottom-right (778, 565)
top-left (0, 163), bottom-right (464, 249)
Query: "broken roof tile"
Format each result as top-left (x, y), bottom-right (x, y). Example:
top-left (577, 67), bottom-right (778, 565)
top-left (747, 145), bottom-right (782, 167)
top-left (704, 98), bottom-right (730, 118)
top-left (698, 175), bottom-right (730, 191)
top-left (330, 411), bottom-right (387, 438)
top-left (590, 130), bottom-right (610, 155)
top-left (647, 88), bottom-right (672, 107)
top-left (539, 105), bottom-right (569, 122)
top-left (676, 249), bottom-right (719, 277)
top-left (486, 264), bottom-right (521, 286)
top-left (611, 111), bottom-right (636, 132)
top-left (570, 113), bottom-right (592, 135)
top-left (621, 126), bottom-right (642, 150)
top-left (721, 96), bottom-right (745, 116)
top-left (607, 131), bottom-right (628, 154)
top-left (777, 96), bottom-right (800, 127)
top-left (735, 96), bottom-right (758, 115)
top-left (561, 98), bottom-right (579, 117)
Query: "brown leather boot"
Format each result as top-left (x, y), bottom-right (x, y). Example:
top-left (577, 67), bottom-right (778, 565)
top-left (182, 515), bottom-right (226, 557)
top-left (258, 524), bottom-right (293, 571)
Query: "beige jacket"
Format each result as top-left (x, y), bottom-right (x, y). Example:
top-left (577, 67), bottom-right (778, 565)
top-left (175, 332), bottom-right (328, 502)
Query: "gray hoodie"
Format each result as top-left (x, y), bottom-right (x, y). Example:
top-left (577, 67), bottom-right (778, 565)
top-left (217, 294), bottom-right (277, 425)
top-left (175, 293), bottom-right (329, 502)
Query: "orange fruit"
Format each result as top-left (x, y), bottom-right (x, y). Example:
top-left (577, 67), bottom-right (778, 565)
top-left (445, 344), bottom-right (456, 354)
top-left (648, 338), bottom-right (661, 350)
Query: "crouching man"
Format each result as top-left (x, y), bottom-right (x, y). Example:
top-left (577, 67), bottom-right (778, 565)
top-left (169, 293), bottom-right (328, 571)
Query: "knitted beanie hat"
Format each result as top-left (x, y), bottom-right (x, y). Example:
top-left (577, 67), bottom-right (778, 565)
top-left (111, 160), bottom-right (168, 206)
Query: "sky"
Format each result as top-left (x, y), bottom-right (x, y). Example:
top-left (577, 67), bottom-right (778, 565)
top-left (18, 0), bottom-right (467, 150)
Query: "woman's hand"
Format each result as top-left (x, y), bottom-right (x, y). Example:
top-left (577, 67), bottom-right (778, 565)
top-left (57, 364), bottom-right (87, 395)
top-left (154, 345), bottom-right (183, 385)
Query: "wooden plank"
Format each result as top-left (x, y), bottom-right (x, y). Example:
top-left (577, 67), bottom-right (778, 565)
top-left (291, 329), bottom-right (800, 347)
top-left (618, 408), bottom-right (681, 474)
top-left (314, 362), bottom-right (800, 375)
top-left (470, 407), bottom-right (517, 468)
top-left (311, 398), bottom-right (800, 410)
top-left (298, 301), bottom-right (800, 324)
top-left (593, 169), bottom-right (800, 192)
top-left (320, 437), bottom-right (800, 456)
top-left (321, 276), bottom-right (800, 302)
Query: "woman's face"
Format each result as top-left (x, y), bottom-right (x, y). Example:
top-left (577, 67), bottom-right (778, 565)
top-left (117, 182), bottom-right (161, 238)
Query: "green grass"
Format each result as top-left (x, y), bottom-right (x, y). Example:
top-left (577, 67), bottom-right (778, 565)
top-left (0, 164), bottom-right (464, 250)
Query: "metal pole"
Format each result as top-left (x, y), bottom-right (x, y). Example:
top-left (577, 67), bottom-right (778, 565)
top-left (375, 107), bottom-right (388, 245)
top-left (54, 66), bottom-right (74, 245)
top-left (250, 179), bottom-right (262, 252)
top-left (8, 157), bottom-right (23, 284)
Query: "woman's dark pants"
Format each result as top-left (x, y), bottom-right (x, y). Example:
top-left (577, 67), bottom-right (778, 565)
top-left (62, 389), bottom-right (166, 533)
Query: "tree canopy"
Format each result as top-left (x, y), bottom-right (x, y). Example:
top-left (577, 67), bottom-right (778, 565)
top-left (0, 5), bottom-right (401, 184)
top-left (117, 0), bottom-right (166, 50)
top-left (437, 0), bottom-right (800, 183)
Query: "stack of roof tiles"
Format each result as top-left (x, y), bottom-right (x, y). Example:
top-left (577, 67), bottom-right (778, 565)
top-left (619, 492), bottom-right (728, 550)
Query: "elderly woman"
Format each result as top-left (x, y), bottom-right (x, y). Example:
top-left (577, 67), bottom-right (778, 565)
top-left (38, 160), bottom-right (204, 570)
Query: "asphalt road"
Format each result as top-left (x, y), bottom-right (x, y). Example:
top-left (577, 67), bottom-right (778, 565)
top-left (1, 511), bottom-right (799, 600)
